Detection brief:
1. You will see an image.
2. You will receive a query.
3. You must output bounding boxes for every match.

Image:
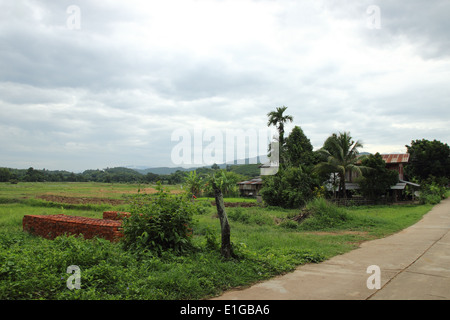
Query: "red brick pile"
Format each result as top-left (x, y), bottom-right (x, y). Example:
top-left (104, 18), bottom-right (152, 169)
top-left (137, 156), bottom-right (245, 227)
top-left (102, 211), bottom-right (131, 220)
top-left (22, 213), bottom-right (126, 242)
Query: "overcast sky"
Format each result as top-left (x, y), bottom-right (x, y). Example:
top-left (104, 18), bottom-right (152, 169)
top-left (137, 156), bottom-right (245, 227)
top-left (1, 0), bottom-right (449, 172)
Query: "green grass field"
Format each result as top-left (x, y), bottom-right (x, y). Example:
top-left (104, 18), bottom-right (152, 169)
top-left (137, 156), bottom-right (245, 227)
top-left (0, 182), bottom-right (436, 300)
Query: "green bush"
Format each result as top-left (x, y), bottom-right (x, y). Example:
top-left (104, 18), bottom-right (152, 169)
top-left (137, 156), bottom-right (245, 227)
top-left (260, 167), bottom-right (316, 209)
top-left (298, 198), bottom-right (349, 230)
top-left (228, 208), bottom-right (274, 226)
top-left (228, 207), bottom-right (251, 224)
top-left (279, 219), bottom-right (299, 230)
top-left (121, 185), bottom-right (196, 255)
top-left (419, 178), bottom-right (447, 205)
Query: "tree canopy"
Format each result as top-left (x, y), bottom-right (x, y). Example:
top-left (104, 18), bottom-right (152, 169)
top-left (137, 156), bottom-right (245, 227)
top-left (406, 139), bottom-right (450, 183)
top-left (314, 132), bottom-right (367, 198)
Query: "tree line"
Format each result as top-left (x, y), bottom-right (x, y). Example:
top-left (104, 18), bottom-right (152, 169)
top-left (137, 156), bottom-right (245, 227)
top-left (0, 164), bottom-right (256, 185)
top-left (260, 106), bottom-right (450, 208)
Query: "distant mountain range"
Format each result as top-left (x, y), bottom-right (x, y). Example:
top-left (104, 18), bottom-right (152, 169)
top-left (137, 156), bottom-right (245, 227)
top-left (127, 156), bottom-right (266, 175)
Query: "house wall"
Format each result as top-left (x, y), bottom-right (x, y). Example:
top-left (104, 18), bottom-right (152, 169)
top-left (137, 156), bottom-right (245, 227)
top-left (386, 163), bottom-right (405, 180)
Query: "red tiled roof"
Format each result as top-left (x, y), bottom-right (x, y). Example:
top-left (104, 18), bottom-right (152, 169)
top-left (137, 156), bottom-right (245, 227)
top-left (381, 153), bottom-right (410, 164)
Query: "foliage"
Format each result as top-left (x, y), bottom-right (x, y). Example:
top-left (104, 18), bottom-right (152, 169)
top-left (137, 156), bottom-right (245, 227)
top-left (183, 170), bottom-right (203, 197)
top-left (227, 207), bottom-right (274, 226)
top-left (267, 105), bottom-right (293, 165)
top-left (357, 153), bottom-right (399, 200)
top-left (418, 177), bottom-right (447, 205)
top-left (314, 132), bottom-right (367, 198)
top-left (226, 164), bottom-right (261, 178)
top-left (406, 139), bottom-right (450, 183)
top-left (0, 168), bottom-right (11, 182)
top-left (297, 198), bottom-right (349, 230)
top-left (284, 126), bottom-right (319, 167)
top-left (260, 166), bottom-right (317, 209)
top-left (203, 170), bottom-right (240, 197)
top-left (0, 164), bottom-right (261, 185)
top-left (121, 184), bottom-right (196, 255)
top-left (0, 181), bottom-right (437, 300)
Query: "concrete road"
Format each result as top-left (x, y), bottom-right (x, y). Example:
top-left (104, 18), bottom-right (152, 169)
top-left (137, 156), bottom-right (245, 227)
top-left (213, 197), bottom-right (450, 300)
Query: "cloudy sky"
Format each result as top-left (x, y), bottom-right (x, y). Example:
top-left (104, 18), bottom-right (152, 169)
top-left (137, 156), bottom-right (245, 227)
top-left (1, 0), bottom-right (449, 172)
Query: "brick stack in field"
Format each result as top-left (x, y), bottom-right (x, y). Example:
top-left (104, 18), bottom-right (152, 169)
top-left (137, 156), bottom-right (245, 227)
top-left (22, 214), bottom-right (124, 242)
top-left (102, 211), bottom-right (131, 220)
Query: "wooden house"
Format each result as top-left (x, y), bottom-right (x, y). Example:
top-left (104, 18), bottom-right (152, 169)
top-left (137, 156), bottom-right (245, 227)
top-left (381, 153), bottom-right (409, 180)
top-left (237, 178), bottom-right (263, 197)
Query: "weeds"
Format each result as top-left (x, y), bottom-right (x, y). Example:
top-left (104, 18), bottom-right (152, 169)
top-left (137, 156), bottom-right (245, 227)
top-left (0, 182), bottom-right (436, 300)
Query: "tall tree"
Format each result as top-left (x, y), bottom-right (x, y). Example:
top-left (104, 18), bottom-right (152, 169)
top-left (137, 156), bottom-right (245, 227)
top-left (267, 106), bottom-right (293, 165)
top-left (0, 168), bottom-right (11, 182)
top-left (405, 139), bottom-right (450, 183)
top-left (314, 132), bottom-right (366, 198)
top-left (285, 125), bottom-right (318, 168)
top-left (183, 170), bottom-right (203, 197)
top-left (358, 153), bottom-right (398, 201)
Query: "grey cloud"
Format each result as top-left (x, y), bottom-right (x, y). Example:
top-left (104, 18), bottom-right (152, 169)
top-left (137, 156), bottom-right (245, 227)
top-left (0, 0), bottom-right (449, 170)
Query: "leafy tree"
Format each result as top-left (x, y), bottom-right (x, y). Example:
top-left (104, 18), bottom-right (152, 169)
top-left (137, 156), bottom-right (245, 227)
top-left (24, 167), bottom-right (44, 182)
top-left (314, 132), bottom-right (367, 198)
top-left (405, 139), bottom-right (450, 184)
top-left (183, 170), bottom-right (203, 197)
top-left (285, 126), bottom-right (319, 168)
top-left (0, 168), bottom-right (11, 182)
top-left (144, 172), bottom-right (160, 183)
top-left (357, 153), bottom-right (398, 201)
top-left (167, 170), bottom-right (187, 184)
top-left (267, 106), bottom-right (293, 165)
top-left (260, 166), bottom-right (317, 209)
top-left (227, 164), bottom-right (260, 178)
top-left (204, 170), bottom-right (240, 197)
top-left (418, 177), bottom-right (447, 204)
top-left (211, 163), bottom-right (220, 170)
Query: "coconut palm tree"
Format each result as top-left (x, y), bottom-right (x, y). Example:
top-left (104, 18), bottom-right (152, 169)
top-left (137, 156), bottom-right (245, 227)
top-left (315, 132), bottom-right (367, 198)
top-left (267, 106), bottom-right (293, 165)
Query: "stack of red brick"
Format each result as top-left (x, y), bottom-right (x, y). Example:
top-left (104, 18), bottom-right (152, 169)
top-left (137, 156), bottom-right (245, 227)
top-left (22, 211), bottom-right (132, 242)
top-left (102, 211), bottom-right (131, 220)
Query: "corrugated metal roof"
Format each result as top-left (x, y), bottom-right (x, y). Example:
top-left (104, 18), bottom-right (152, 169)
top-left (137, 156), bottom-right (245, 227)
top-left (237, 178), bottom-right (262, 185)
top-left (381, 153), bottom-right (410, 164)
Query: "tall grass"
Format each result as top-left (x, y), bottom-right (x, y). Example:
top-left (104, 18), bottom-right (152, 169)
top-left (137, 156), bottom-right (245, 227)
top-left (298, 198), bottom-right (349, 230)
top-left (0, 182), bottom-right (436, 300)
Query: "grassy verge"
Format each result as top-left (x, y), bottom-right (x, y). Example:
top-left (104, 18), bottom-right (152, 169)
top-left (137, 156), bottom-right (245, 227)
top-left (0, 182), bottom-right (437, 300)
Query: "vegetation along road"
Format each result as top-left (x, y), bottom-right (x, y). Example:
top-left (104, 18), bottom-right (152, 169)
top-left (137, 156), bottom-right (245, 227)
top-left (0, 182), bottom-right (447, 300)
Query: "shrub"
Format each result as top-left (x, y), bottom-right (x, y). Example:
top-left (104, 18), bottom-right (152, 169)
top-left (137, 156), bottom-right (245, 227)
top-left (260, 167), bottom-right (316, 209)
top-left (227, 208), bottom-right (274, 226)
top-left (121, 185), bottom-right (196, 255)
top-left (279, 219), bottom-right (299, 230)
top-left (419, 178), bottom-right (447, 205)
top-left (227, 207), bottom-right (250, 224)
top-left (298, 198), bottom-right (349, 230)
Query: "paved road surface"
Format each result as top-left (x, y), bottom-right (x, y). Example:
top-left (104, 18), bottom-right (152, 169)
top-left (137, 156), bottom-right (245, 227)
top-left (213, 197), bottom-right (450, 300)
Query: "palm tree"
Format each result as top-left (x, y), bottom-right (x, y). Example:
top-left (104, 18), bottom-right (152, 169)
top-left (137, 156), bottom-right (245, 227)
top-left (184, 170), bottom-right (202, 198)
top-left (315, 132), bottom-right (367, 198)
top-left (267, 106), bottom-right (293, 165)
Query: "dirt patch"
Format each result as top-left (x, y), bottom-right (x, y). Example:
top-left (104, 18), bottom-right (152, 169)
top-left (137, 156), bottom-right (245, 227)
top-left (36, 195), bottom-right (125, 206)
top-left (99, 188), bottom-right (184, 195)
